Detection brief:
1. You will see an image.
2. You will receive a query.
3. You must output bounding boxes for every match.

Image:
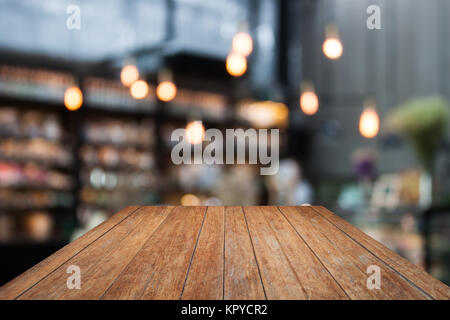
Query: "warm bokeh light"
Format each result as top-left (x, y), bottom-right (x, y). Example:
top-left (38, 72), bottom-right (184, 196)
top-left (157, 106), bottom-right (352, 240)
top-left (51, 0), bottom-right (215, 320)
top-left (25, 212), bottom-right (53, 241)
top-left (232, 32), bottom-right (253, 56)
top-left (300, 91), bottom-right (319, 115)
top-left (226, 53), bottom-right (247, 77)
top-left (181, 194), bottom-right (201, 206)
top-left (64, 87), bottom-right (83, 111)
top-left (186, 121), bottom-right (205, 145)
top-left (120, 65), bottom-right (139, 87)
top-left (156, 81), bottom-right (177, 102)
top-left (237, 100), bottom-right (289, 128)
top-left (130, 80), bottom-right (149, 99)
top-left (359, 107), bottom-right (380, 138)
top-left (323, 38), bottom-right (343, 60)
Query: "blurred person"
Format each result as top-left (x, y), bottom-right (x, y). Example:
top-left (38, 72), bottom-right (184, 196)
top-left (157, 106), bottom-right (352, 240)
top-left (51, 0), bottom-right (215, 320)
top-left (266, 159), bottom-right (313, 205)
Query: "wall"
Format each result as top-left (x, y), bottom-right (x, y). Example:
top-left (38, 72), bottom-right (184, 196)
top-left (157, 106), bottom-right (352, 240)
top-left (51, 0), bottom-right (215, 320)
top-left (288, 0), bottom-right (450, 178)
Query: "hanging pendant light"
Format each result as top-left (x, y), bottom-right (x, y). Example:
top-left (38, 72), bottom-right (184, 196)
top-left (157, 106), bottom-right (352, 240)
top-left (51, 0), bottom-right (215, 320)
top-left (120, 58), bottom-right (139, 87)
top-left (130, 80), bottom-right (149, 99)
top-left (323, 24), bottom-right (343, 60)
top-left (226, 53), bottom-right (247, 77)
top-left (64, 86), bottom-right (83, 111)
top-left (156, 69), bottom-right (177, 102)
top-left (226, 21), bottom-right (250, 77)
top-left (359, 98), bottom-right (380, 139)
top-left (300, 81), bottom-right (319, 115)
top-left (232, 32), bottom-right (253, 57)
top-left (186, 120), bottom-right (205, 145)
top-left (121, 65), bottom-right (139, 87)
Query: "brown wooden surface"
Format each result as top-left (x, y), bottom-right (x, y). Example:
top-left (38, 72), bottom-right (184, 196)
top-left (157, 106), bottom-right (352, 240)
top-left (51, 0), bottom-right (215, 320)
top-left (1, 206), bottom-right (449, 300)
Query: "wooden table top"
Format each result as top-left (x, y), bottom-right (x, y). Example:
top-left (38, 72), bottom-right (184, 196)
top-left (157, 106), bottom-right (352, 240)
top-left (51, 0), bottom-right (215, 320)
top-left (1, 206), bottom-right (449, 300)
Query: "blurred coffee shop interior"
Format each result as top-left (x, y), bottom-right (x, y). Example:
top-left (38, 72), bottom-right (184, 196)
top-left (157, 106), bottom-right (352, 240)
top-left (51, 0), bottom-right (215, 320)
top-left (1, 0), bottom-right (450, 286)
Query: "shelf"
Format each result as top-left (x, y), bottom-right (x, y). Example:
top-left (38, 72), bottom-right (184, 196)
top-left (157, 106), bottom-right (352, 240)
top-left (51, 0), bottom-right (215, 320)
top-left (0, 203), bottom-right (73, 212)
top-left (0, 134), bottom-right (69, 143)
top-left (81, 165), bottom-right (156, 173)
top-left (0, 94), bottom-right (66, 112)
top-left (80, 141), bottom-right (154, 151)
top-left (84, 103), bottom-right (156, 118)
top-left (0, 184), bottom-right (72, 191)
top-left (0, 157), bottom-right (72, 170)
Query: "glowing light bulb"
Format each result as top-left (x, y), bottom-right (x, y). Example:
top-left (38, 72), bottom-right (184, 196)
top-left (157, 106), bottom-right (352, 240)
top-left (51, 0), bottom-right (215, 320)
top-left (130, 80), bottom-right (149, 99)
top-left (323, 24), bottom-right (343, 60)
top-left (300, 91), bottom-right (319, 115)
top-left (156, 81), bottom-right (177, 102)
top-left (181, 194), bottom-right (201, 206)
top-left (232, 32), bottom-right (253, 56)
top-left (226, 53), bottom-right (247, 77)
top-left (64, 87), bottom-right (83, 111)
top-left (323, 38), bottom-right (343, 60)
top-left (359, 107), bottom-right (379, 138)
top-left (120, 65), bottom-right (139, 87)
top-left (186, 121), bottom-right (205, 145)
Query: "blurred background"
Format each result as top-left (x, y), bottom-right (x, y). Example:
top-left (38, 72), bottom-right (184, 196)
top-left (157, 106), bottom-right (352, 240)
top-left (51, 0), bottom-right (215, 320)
top-left (1, 0), bottom-right (450, 287)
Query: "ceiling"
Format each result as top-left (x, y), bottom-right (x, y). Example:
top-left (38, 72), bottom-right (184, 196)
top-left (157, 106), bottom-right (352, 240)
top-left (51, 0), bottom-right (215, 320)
top-left (0, 0), bottom-right (248, 62)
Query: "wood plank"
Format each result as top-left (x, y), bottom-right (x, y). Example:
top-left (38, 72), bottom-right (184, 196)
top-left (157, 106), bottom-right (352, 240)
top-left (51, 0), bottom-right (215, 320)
top-left (279, 206), bottom-right (429, 300)
top-left (101, 206), bottom-right (206, 300)
top-left (244, 206), bottom-right (305, 299)
top-left (2, 205), bottom-right (447, 300)
top-left (312, 205), bottom-right (450, 300)
top-left (181, 206), bottom-right (224, 300)
top-left (242, 206), bottom-right (302, 299)
top-left (18, 206), bottom-right (170, 299)
top-left (63, 206), bottom-right (172, 299)
top-left (0, 206), bottom-right (140, 300)
top-left (245, 206), bottom-right (348, 299)
top-left (63, 206), bottom-right (173, 299)
top-left (223, 206), bottom-right (265, 300)
top-left (262, 206), bottom-right (348, 299)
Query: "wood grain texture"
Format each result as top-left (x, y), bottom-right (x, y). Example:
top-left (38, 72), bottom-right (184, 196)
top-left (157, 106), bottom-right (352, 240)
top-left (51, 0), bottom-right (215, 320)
top-left (17, 206), bottom-right (169, 299)
top-left (1, 206), bottom-right (448, 300)
top-left (18, 206), bottom-right (173, 299)
top-left (312, 206), bottom-right (450, 300)
top-left (224, 206), bottom-right (265, 300)
top-left (243, 206), bottom-right (307, 299)
top-left (0, 206), bottom-right (139, 300)
top-left (279, 206), bottom-right (428, 300)
top-left (257, 206), bottom-right (348, 299)
top-left (244, 206), bottom-right (347, 299)
top-left (101, 206), bottom-right (206, 300)
top-left (70, 206), bottom-right (173, 299)
top-left (182, 206), bottom-right (224, 300)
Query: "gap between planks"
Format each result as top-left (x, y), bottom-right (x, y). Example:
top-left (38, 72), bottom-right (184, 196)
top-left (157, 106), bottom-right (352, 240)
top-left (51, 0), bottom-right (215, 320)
top-left (243, 206), bottom-right (348, 299)
top-left (310, 206), bottom-right (450, 300)
top-left (278, 206), bottom-right (427, 299)
top-left (18, 206), bottom-right (174, 299)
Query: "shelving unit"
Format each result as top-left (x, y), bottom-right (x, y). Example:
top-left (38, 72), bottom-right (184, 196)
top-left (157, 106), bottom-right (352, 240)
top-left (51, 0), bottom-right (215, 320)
top-left (0, 62), bottom-right (252, 243)
top-left (0, 104), bottom-right (75, 244)
top-left (77, 114), bottom-right (159, 221)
